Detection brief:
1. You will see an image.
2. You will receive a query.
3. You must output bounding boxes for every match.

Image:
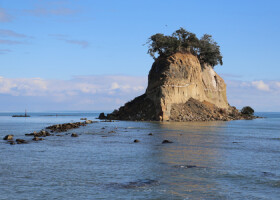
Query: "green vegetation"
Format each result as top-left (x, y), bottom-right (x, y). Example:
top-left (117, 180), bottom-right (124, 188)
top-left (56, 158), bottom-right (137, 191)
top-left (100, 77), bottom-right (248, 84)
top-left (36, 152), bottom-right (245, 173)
top-left (241, 106), bottom-right (255, 116)
top-left (147, 28), bottom-right (223, 67)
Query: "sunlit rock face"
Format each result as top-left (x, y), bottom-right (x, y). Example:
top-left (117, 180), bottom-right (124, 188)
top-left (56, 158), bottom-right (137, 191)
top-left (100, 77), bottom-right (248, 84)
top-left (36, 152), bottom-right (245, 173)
top-left (105, 52), bottom-right (254, 121)
top-left (146, 52), bottom-right (229, 121)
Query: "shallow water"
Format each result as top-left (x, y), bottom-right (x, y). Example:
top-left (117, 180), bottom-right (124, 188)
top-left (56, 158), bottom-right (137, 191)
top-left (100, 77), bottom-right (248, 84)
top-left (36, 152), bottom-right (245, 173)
top-left (0, 112), bottom-right (279, 199)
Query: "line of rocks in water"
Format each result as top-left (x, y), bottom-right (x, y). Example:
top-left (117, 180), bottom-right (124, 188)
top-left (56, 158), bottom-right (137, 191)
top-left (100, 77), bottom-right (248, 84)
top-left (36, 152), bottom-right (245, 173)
top-left (3, 119), bottom-right (95, 145)
top-left (3, 119), bottom-right (175, 146)
top-left (46, 120), bottom-right (94, 133)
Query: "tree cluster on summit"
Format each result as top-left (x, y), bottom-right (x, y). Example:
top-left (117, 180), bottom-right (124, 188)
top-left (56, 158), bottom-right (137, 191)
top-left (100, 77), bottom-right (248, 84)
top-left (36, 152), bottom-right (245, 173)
top-left (146, 27), bottom-right (223, 67)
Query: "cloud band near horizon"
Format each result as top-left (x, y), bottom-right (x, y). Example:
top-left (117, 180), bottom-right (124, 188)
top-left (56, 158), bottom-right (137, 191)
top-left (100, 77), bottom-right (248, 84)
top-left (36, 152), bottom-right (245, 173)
top-left (0, 75), bottom-right (279, 112)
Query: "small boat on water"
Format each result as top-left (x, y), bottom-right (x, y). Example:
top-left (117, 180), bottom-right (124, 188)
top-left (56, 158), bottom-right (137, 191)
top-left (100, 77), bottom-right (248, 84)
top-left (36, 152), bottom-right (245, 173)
top-left (12, 110), bottom-right (30, 117)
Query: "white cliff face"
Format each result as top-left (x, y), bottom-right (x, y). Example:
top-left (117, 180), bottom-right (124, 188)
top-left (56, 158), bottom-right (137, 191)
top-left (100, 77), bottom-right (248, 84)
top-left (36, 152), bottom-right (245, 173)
top-left (146, 52), bottom-right (229, 121)
top-left (207, 67), bottom-right (217, 89)
top-left (201, 63), bottom-right (228, 109)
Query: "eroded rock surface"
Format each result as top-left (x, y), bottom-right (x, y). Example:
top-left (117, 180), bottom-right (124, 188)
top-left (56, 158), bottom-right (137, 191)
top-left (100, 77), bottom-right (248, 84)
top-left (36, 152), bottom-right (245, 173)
top-left (102, 53), bottom-right (256, 121)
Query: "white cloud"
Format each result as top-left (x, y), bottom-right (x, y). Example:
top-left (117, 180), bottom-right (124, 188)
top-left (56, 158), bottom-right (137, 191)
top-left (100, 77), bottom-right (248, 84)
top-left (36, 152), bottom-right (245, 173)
top-left (111, 82), bottom-right (119, 90)
top-left (63, 39), bottom-right (89, 48)
top-left (226, 79), bottom-right (280, 111)
top-left (275, 82), bottom-right (280, 88)
top-left (23, 0), bottom-right (81, 18)
top-left (0, 49), bottom-right (11, 54)
top-left (0, 7), bottom-right (12, 22)
top-left (0, 75), bottom-right (147, 111)
top-left (1, 75), bottom-right (279, 112)
top-left (0, 39), bottom-right (23, 45)
top-left (24, 6), bottom-right (78, 17)
top-left (49, 34), bottom-right (89, 48)
top-left (0, 29), bottom-right (29, 38)
top-left (252, 80), bottom-right (270, 91)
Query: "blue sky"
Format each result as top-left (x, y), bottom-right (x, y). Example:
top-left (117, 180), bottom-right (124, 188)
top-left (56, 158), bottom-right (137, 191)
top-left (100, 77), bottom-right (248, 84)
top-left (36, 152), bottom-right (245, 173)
top-left (0, 0), bottom-right (279, 112)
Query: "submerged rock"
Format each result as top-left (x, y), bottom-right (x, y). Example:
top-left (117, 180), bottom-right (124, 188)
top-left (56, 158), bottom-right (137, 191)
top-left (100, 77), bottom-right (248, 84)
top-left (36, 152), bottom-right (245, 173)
top-left (185, 165), bottom-right (197, 168)
top-left (71, 133), bottom-right (78, 137)
top-left (162, 140), bottom-right (173, 144)
top-left (173, 165), bottom-right (204, 169)
top-left (32, 137), bottom-right (44, 141)
top-left (16, 139), bottom-right (27, 144)
top-left (108, 131), bottom-right (116, 133)
top-left (108, 179), bottom-right (159, 189)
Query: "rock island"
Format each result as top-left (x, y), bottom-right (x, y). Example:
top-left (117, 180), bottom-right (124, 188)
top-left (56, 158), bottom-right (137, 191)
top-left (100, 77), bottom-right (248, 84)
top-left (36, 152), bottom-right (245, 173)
top-left (100, 28), bottom-right (256, 121)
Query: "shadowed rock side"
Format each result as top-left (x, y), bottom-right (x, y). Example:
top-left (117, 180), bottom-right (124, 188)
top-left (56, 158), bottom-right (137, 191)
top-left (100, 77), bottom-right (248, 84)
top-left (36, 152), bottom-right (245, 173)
top-left (104, 52), bottom-right (256, 121)
top-left (106, 94), bottom-right (157, 121)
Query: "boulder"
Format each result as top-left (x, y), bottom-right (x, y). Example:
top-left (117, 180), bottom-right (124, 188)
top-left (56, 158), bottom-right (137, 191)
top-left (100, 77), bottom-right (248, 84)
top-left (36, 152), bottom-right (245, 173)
top-left (16, 139), bottom-right (27, 144)
top-left (3, 135), bottom-right (13, 140)
top-left (85, 120), bottom-right (93, 124)
top-left (71, 133), bottom-right (78, 137)
top-left (26, 130), bottom-right (50, 137)
top-left (134, 139), bottom-right (140, 143)
top-left (98, 113), bottom-right (106, 119)
top-left (32, 137), bottom-right (44, 141)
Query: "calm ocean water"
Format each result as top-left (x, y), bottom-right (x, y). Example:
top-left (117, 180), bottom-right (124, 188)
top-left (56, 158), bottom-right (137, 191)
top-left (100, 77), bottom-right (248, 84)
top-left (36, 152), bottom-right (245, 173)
top-left (0, 112), bottom-right (279, 200)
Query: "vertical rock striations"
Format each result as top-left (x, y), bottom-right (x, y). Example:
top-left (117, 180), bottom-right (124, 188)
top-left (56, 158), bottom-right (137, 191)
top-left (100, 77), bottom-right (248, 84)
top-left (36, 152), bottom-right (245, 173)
top-left (104, 53), bottom-right (254, 121)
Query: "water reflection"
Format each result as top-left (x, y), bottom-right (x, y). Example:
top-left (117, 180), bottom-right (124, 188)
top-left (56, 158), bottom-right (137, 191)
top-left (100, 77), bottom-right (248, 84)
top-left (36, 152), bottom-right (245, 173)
top-left (155, 121), bottom-right (228, 198)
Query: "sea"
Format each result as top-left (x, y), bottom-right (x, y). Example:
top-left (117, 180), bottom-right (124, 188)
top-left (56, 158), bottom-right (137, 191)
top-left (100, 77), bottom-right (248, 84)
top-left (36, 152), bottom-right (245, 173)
top-left (0, 112), bottom-right (279, 200)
